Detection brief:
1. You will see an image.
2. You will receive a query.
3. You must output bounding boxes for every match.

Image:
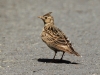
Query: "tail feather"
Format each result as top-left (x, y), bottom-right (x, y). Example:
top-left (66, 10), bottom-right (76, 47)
top-left (69, 46), bottom-right (80, 56)
top-left (59, 45), bottom-right (80, 56)
top-left (72, 50), bottom-right (80, 56)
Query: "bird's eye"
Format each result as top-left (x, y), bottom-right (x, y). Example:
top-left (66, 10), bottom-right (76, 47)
top-left (45, 17), bottom-right (47, 19)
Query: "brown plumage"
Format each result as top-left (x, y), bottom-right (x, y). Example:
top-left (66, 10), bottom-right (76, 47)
top-left (38, 12), bottom-right (80, 60)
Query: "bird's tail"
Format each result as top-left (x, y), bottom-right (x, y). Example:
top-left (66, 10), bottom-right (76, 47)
top-left (60, 45), bottom-right (80, 56)
top-left (69, 46), bottom-right (80, 56)
top-left (72, 50), bottom-right (80, 56)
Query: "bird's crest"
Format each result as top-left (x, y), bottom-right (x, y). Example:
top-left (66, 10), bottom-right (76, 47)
top-left (44, 12), bottom-right (52, 16)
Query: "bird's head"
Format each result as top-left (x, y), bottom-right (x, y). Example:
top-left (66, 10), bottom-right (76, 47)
top-left (38, 12), bottom-right (54, 24)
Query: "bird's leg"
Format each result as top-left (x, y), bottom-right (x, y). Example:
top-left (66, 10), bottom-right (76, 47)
top-left (53, 51), bottom-right (57, 60)
top-left (60, 52), bottom-right (65, 60)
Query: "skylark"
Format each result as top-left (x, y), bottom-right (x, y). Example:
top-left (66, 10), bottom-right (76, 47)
top-left (38, 12), bottom-right (80, 60)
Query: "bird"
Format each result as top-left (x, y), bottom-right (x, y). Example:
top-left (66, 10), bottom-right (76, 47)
top-left (38, 12), bottom-right (80, 60)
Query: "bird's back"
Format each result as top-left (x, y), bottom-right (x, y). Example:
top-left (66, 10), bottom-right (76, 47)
top-left (41, 24), bottom-right (80, 56)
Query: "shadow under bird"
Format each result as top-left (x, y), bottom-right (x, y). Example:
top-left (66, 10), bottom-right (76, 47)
top-left (38, 12), bottom-right (80, 60)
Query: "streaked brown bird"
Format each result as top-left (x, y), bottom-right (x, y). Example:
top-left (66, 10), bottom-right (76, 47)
top-left (38, 12), bottom-right (80, 60)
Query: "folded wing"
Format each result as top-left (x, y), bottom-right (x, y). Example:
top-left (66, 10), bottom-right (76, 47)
top-left (41, 25), bottom-right (80, 56)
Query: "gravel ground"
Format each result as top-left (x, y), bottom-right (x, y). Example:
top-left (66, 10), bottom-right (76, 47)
top-left (0, 0), bottom-right (100, 75)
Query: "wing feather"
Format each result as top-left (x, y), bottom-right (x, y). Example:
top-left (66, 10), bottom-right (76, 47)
top-left (41, 25), bottom-right (80, 56)
top-left (42, 25), bottom-right (71, 47)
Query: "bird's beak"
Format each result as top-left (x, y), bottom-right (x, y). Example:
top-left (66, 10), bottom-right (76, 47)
top-left (38, 16), bottom-right (42, 18)
top-left (38, 16), bottom-right (42, 19)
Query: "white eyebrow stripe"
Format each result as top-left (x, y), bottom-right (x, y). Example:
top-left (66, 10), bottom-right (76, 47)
top-left (48, 16), bottom-right (50, 18)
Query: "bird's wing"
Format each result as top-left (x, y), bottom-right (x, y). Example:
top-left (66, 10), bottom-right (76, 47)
top-left (42, 25), bottom-right (80, 56)
top-left (42, 25), bottom-right (71, 48)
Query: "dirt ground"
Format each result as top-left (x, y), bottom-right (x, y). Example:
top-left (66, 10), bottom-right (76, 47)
top-left (0, 0), bottom-right (100, 75)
